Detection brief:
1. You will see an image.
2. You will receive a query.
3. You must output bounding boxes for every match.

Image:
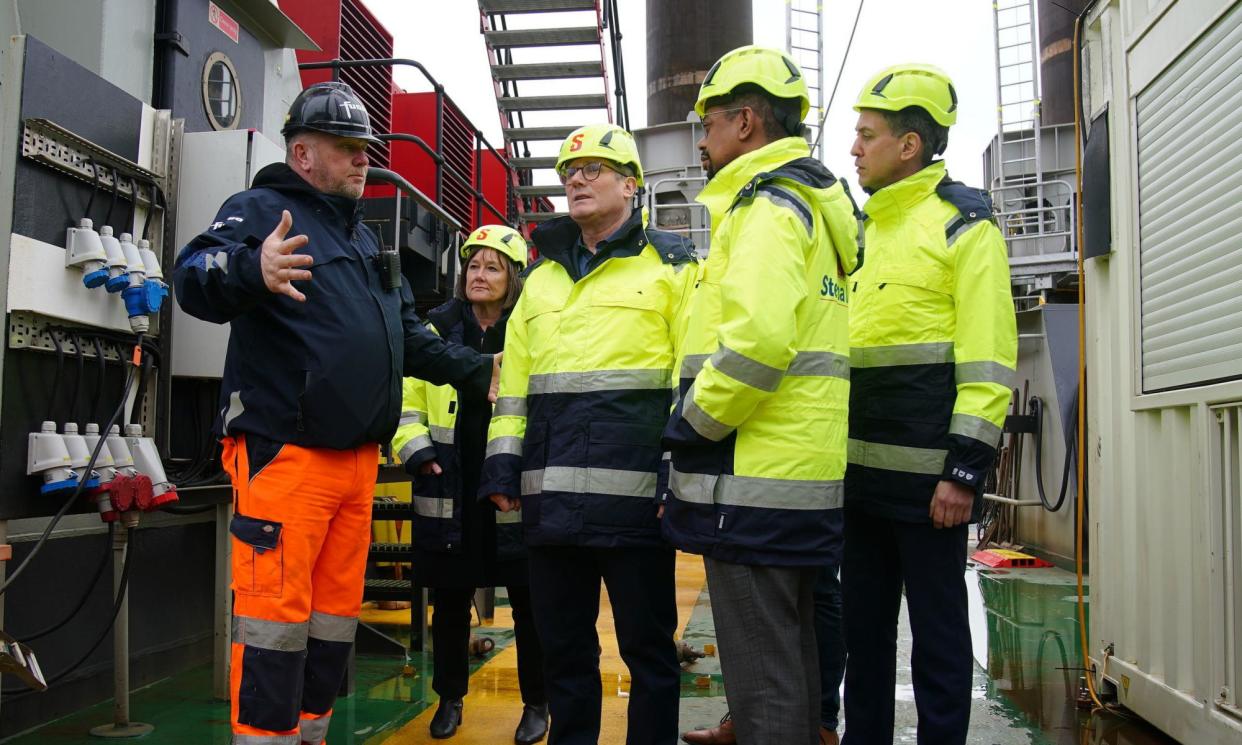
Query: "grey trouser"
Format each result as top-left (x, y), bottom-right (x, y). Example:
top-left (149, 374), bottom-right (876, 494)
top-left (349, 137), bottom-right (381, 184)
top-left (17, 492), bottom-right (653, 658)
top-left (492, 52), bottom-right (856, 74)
top-left (705, 557), bottom-right (821, 745)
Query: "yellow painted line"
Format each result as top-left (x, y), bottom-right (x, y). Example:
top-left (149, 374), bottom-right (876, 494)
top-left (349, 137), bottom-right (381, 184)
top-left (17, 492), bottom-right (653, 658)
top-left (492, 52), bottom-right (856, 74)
top-left (380, 552), bottom-right (706, 744)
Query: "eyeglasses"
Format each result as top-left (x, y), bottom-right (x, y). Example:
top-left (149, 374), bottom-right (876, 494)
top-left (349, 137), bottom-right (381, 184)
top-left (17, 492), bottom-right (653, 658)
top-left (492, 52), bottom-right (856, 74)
top-left (558, 161), bottom-right (631, 184)
top-left (699, 107), bottom-right (747, 128)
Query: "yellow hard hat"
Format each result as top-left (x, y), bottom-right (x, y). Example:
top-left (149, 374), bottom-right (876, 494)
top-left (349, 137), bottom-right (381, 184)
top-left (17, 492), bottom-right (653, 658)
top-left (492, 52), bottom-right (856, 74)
top-left (555, 124), bottom-right (644, 187)
top-left (461, 224), bottom-right (528, 268)
top-left (694, 45), bottom-right (810, 121)
top-left (853, 63), bottom-right (958, 127)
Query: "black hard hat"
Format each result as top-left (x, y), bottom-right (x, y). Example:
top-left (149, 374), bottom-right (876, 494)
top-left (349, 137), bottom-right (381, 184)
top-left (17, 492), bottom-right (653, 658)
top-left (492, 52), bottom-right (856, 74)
top-left (282, 82), bottom-right (382, 144)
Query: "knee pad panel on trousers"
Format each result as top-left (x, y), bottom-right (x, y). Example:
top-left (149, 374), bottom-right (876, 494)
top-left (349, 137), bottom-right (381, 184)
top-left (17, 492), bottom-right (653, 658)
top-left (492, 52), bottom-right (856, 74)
top-left (238, 646), bottom-right (307, 731)
top-left (302, 638), bottom-right (352, 715)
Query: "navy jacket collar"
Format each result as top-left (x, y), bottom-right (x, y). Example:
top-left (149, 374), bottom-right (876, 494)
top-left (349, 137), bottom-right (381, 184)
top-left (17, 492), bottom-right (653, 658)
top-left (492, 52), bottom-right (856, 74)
top-left (532, 207), bottom-right (647, 276)
top-left (251, 162), bottom-right (365, 228)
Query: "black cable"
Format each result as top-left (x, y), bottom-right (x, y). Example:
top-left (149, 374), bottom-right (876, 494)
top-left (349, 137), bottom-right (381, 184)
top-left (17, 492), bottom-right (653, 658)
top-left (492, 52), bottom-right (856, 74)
top-left (0, 335), bottom-right (142, 599)
top-left (125, 177), bottom-right (138, 237)
top-left (84, 329), bottom-right (161, 362)
top-left (92, 337), bottom-right (107, 426)
top-left (2, 527), bottom-right (136, 694)
top-left (141, 181), bottom-right (162, 243)
top-left (69, 331), bottom-right (85, 427)
top-left (47, 330), bottom-right (65, 423)
top-left (83, 157), bottom-right (101, 221)
top-left (812, 0), bottom-right (867, 154)
top-left (130, 343), bottom-right (153, 426)
top-left (139, 181), bottom-right (151, 242)
top-left (104, 166), bottom-right (120, 228)
top-left (1031, 394), bottom-right (1077, 512)
top-left (16, 524), bottom-right (115, 642)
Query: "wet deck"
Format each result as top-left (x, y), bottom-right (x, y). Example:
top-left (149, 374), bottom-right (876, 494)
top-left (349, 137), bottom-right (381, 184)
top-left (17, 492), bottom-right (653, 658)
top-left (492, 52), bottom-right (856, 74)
top-left (5, 553), bottom-right (1178, 744)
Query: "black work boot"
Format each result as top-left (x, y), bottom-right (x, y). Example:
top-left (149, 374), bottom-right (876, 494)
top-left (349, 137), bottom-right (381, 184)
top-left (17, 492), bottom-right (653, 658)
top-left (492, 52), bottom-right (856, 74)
top-left (514, 703), bottom-right (549, 744)
top-left (430, 698), bottom-right (463, 739)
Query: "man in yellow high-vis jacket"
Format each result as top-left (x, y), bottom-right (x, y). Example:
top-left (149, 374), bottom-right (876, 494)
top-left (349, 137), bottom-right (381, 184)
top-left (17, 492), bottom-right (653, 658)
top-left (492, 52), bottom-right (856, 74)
top-left (842, 64), bottom-right (1017, 745)
top-left (481, 124), bottom-right (697, 745)
top-left (660, 46), bottom-right (861, 745)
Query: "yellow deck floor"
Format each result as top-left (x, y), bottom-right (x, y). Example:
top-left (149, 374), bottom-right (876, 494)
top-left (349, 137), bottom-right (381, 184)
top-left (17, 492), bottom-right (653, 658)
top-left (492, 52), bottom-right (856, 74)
top-left (376, 552), bottom-right (706, 744)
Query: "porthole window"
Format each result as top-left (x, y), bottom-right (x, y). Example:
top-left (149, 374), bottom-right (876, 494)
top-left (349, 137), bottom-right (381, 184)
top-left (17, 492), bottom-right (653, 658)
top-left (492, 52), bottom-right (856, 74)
top-left (202, 52), bottom-right (241, 130)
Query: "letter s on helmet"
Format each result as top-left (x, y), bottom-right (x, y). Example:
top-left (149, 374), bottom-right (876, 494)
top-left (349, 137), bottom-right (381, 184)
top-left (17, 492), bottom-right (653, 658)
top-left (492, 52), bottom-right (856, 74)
top-left (853, 63), bottom-right (958, 127)
top-left (694, 45), bottom-right (810, 122)
top-left (461, 225), bottom-right (528, 268)
top-left (554, 124), bottom-right (645, 187)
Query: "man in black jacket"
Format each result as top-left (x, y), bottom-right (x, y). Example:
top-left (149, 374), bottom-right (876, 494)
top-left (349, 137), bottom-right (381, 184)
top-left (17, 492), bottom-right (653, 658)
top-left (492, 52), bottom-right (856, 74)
top-left (173, 82), bottom-right (496, 745)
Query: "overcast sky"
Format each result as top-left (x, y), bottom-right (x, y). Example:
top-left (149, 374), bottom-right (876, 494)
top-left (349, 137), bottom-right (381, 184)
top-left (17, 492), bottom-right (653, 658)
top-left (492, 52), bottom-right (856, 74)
top-left (364, 0), bottom-right (1000, 194)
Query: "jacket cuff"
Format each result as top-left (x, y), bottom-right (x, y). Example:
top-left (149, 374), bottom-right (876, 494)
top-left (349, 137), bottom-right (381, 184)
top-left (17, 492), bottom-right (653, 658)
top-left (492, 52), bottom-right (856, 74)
top-left (661, 397), bottom-right (718, 450)
top-left (469, 354), bottom-right (494, 399)
top-left (401, 445), bottom-right (438, 476)
top-left (478, 453), bottom-right (521, 501)
top-left (233, 246), bottom-right (267, 296)
top-left (942, 434), bottom-right (998, 492)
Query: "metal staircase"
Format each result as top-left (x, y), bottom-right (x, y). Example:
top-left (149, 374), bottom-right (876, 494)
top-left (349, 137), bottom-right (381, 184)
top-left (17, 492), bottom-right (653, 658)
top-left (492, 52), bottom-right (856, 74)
top-left (479, 0), bottom-right (629, 223)
top-left (786, 0), bottom-right (825, 160)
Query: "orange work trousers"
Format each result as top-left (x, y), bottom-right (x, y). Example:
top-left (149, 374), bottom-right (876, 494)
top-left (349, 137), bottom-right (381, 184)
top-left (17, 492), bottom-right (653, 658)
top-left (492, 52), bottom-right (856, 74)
top-left (222, 435), bottom-right (378, 745)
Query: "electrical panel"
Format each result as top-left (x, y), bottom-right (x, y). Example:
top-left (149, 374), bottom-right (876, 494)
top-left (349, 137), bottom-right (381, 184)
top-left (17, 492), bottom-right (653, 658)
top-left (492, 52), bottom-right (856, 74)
top-left (1, 36), bottom-right (178, 520)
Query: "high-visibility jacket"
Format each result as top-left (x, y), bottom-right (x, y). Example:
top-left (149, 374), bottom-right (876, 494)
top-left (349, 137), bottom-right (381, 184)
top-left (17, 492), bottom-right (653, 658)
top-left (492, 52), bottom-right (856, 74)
top-left (660, 137), bottom-right (862, 567)
top-left (391, 300), bottom-right (524, 563)
top-left (846, 160), bottom-right (1017, 523)
top-left (479, 207), bottom-right (697, 548)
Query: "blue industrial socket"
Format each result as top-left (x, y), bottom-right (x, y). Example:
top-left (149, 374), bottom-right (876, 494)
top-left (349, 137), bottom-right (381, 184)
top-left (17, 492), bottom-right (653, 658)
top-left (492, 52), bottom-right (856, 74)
top-left (82, 269), bottom-right (109, 288)
top-left (105, 274), bottom-right (130, 293)
top-left (123, 280), bottom-right (167, 318)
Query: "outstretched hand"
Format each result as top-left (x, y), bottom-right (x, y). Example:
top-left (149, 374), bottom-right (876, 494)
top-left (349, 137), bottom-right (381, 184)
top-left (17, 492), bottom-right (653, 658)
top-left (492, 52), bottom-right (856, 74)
top-left (261, 210), bottom-right (312, 301)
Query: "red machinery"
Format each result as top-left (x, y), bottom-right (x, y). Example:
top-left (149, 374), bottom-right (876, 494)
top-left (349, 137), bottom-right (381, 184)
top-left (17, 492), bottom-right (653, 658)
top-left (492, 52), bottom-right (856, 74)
top-left (280, 0), bottom-right (516, 231)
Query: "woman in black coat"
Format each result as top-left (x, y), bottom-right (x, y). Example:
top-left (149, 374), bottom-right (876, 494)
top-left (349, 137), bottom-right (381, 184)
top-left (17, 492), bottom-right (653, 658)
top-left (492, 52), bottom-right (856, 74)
top-left (392, 226), bottom-right (546, 743)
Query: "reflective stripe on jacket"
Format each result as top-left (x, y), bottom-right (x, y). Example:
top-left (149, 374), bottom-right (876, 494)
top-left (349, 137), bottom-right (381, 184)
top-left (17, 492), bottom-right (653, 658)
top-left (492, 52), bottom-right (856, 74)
top-left (846, 160), bottom-right (1018, 522)
top-left (391, 300), bottom-right (524, 561)
top-left (661, 137), bottom-right (862, 567)
top-left (479, 207), bottom-right (697, 548)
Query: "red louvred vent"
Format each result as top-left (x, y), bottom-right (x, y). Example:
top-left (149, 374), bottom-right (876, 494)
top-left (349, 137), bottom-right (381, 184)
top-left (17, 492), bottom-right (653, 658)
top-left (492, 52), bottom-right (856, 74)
top-left (438, 98), bottom-right (475, 233)
top-left (338, 0), bottom-right (392, 169)
top-left (284, 0), bottom-right (394, 169)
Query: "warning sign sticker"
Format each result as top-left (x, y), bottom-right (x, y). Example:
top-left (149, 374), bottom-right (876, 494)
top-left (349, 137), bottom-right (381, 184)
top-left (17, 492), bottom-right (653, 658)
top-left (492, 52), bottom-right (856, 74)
top-left (209, 2), bottom-right (240, 44)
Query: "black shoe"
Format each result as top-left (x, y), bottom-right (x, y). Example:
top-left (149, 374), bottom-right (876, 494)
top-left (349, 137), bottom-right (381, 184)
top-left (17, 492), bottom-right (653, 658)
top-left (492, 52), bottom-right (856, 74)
top-left (430, 698), bottom-right (463, 739)
top-left (514, 703), bottom-right (549, 744)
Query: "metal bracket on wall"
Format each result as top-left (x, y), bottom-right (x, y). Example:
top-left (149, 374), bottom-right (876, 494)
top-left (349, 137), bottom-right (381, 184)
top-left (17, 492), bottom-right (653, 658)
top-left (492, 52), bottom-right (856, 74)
top-left (20, 118), bottom-right (163, 208)
top-left (8, 311), bottom-right (155, 426)
top-left (8, 311), bottom-right (127, 362)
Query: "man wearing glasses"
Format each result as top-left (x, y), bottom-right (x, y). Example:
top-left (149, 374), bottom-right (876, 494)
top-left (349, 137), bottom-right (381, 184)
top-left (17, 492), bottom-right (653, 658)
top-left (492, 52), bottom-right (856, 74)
top-left (660, 46), bottom-right (861, 745)
top-left (481, 124), bottom-right (697, 745)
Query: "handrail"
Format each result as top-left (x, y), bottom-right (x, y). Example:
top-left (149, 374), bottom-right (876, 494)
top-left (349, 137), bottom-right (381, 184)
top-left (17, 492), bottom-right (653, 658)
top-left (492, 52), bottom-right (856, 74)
top-left (378, 134), bottom-right (512, 228)
top-left (298, 58), bottom-right (514, 177)
top-left (366, 167), bottom-right (462, 233)
top-left (602, 0), bottom-right (631, 130)
top-left (299, 57), bottom-right (519, 227)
